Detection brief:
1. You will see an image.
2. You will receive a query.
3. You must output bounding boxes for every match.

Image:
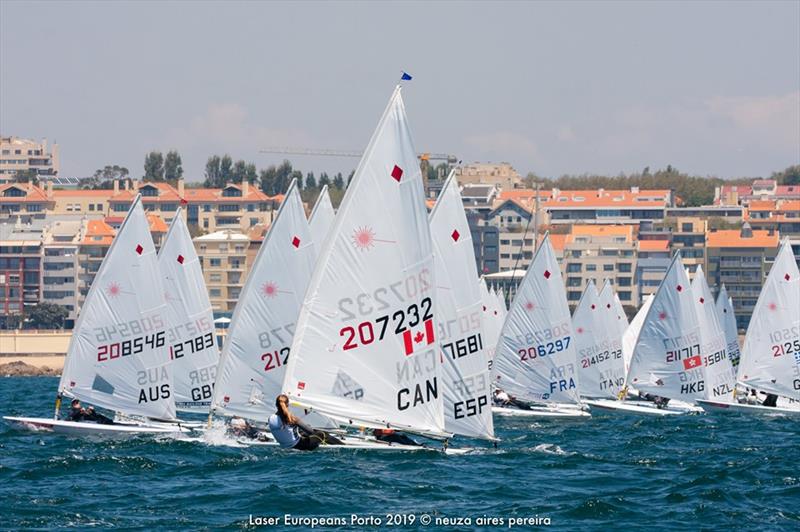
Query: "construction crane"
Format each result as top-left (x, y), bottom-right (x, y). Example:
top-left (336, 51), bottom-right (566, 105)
top-left (259, 148), bottom-right (459, 189)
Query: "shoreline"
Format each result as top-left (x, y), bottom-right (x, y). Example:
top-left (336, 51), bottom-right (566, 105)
top-left (0, 356), bottom-right (64, 377)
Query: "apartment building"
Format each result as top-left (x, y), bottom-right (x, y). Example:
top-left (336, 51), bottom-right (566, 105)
top-left (743, 199), bottom-right (800, 238)
top-left (562, 225), bottom-right (637, 307)
top-left (544, 188), bottom-right (673, 225)
top-left (716, 179), bottom-right (800, 206)
top-left (669, 217), bottom-right (707, 278)
top-left (705, 224), bottom-right (780, 329)
top-left (0, 136), bottom-right (59, 185)
top-left (0, 182), bottom-right (55, 221)
top-left (41, 219), bottom-right (82, 327)
top-left (455, 162), bottom-right (524, 190)
top-left (0, 220), bottom-right (44, 325)
top-left (194, 230), bottom-right (251, 316)
top-left (76, 219), bottom-right (116, 308)
top-left (183, 181), bottom-right (275, 233)
top-left (636, 239), bottom-right (671, 304)
top-left (51, 188), bottom-right (114, 216)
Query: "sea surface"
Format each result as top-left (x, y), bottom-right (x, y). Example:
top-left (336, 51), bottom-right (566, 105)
top-left (1, 377), bottom-right (798, 531)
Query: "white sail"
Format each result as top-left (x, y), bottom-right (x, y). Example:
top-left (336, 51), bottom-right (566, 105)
top-left (429, 173), bottom-right (494, 439)
top-left (309, 185), bottom-right (335, 248)
top-left (622, 294), bottom-right (653, 375)
top-left (211, 180), bottom-right (317, 419)
top-left (158, 210), bottom-right (219, 411)
top-left (715, 284), bottom-right (741, 367)
top-left (575, 281), bottom-right (625, 398)
top-left (480, 279), bottom-right (501, 370)
top-left (612, 292), bottom-right (629, 338)
top-left (627, 253), bottom-right (706, 402)
top-left (738, 240), bottom-right (800, 399)
top-left (496, 288), bottom-right (508, 320)
top-left (282, 87), bottom-right (447, 437)
top-left (691, 265), bottom-right (736, 401)
top-left (58, 195), bottom-right (175, 420)
top-left (493, 234), bottom-right (581, 404)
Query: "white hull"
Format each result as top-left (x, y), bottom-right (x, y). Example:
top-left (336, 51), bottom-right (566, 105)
top-left (584, 399), bottom-right (701, 416)
top-left (3, 416), bottom-right (190, 437)
top-left (237, 434), bottom-right (471, 454)
top-left (697, 399), bottom-right (800, 417)
top-left (492, 405), bottom-right (591, 419)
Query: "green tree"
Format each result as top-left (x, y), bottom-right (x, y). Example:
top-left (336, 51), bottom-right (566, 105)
top-left (290, 170), bottom-right (304, 189)
top-left (204, 155), bottom-right (221, 187)
top-left (771, 165), bottom-right (800, 186)
top-left (332, 172), bottom-right (345, 190)
top-left (15, 169), bottom-right (40, 185)
top-left (220, 155), bottom-right (233, 184)
top-left (164, 151), bottom-right (183, 182)
top-left (319, 172), bottom-right (331, 188)
top-left (143, 151), bottom-right (165, 181)
top-left (260, 165), bottom-right (277, 195)
top-left (26, 302), bottom-right (68, 329)
top-left (305, 171), bottom-right (317, 190)
top-left (231, 160), bottom-right (248, 183)
top-left (245, 163), bottom-right (258, 184)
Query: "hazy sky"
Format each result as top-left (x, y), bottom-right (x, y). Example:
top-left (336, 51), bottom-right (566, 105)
top-left (2, 1), bottom-right (798, 182)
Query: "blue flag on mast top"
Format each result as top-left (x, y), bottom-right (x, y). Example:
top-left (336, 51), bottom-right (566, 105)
top-left (400, 71), bottom-right (413, 81)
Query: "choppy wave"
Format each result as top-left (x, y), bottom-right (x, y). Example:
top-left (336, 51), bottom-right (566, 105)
top-left (1, 377), bottom-right (799, 530)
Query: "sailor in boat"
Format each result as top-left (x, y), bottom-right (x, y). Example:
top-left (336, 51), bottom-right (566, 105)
top-left (372, 428), bottom-right (420, 446)
top-left (637, 391), bottom-right (670, 409)
top-left (67, 399), bottom-right (114, 425)
top-left (493, 388), bottom-right (530, 410)
top-left (268, 395), bottom-right (344, 451)
top-left (228, 417), bottom-right (270, 441)
top-left (762, 394), bottom-right (779, 407)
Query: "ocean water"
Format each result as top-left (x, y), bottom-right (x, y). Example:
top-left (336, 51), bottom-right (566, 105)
top-left (1, 377), bottom-right (798, 531)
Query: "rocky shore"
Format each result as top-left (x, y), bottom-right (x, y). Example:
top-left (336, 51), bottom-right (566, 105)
top-left (0, 361), bottom-right (60, 377)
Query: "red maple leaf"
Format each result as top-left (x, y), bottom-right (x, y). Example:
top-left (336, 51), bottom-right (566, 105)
top-left (414, 331), bottom-right (425, 343)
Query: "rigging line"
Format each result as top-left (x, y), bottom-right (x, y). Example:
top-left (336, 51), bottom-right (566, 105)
top-left (506, 192), bottom-right (537, 299)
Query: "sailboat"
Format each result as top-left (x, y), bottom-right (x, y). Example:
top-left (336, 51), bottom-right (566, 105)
top-left (429, 172), bottom-right (495, 440)
top-left (480, 279), bottom-right (502, 371)
top-left (622, 294), bottom-right (653, 376)
top-left (158, 208), bottom-right (219, 412)
top-left (698, 239), bottom-right (800, 415)
top-left (574, 281), bottom-right (626, 400)
top-left (4, 196), bottom-right (185, 436)
top-left (491, 233), bottom-right (590, 418)
top-left (209, 180), bottom-right (320, 425)
top-left (309, 185), bottom-right (335, 246)
top-left (590, 253), bottom-right (706, 416)
top-left (715, 284), bottom-right (741, 368)
top-left (281, 86), bottom-right (468, 451)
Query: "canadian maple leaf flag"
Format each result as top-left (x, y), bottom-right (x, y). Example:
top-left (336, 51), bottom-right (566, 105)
top-left (683, 355), bottom-right (702, 370)
top-left (402, 319), bottom-right (435, 356)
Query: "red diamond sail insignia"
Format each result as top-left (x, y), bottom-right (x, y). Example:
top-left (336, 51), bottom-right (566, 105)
top-left (785, 273), bottom-right (791, 281)
top-left (676, 284), bottom-right (683, 292)
top-left (177, 254), bottom-right (184, 264)
top-left (543, 270), bottom-right (551, 279)
top-left (451, 229), bottom-right (460, 242)
top-left (292, 236), bottom-right (301, 248)
top-left (391, 165), bottom-right (403, 182)
top-left (135, 244), bottom-right (143, 255)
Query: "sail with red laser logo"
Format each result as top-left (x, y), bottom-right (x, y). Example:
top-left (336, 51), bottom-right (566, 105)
top-left (158, 209), bottom-right (219, 412)
top-left (492, 233), bottom-right (582, 405)
top-left (58, 195), bottom-right (176, 420)
top-left (282, 87), bottom-right (447, 438)
top-left (738, 240), bottom-right (800, 400)
top-left (210, 180), bottom-right (317, 420)
top-left (429, 172), bottom-right (495, 440)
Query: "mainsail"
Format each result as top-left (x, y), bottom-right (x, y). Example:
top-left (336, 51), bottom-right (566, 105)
top-left (309, 185), bottom-right (335, 247)
top-left (691, 266), bottom-right (736, 401)
top-left (210, 180), bottom-right (317, 419)
top-left (622, 294), bottom-right (653, 375)
top-left (493, 234), bottom-right (581, 404)
top-left (58, 195), bottom-right (176, 420)
top-left (738, 240), bottom-right (800, 399)
top-left (282, 87), bottom-right (447, 437)
top-left (429, 173), bottom-right (494, 439)
top-left (715, 284), bottom-right (740, 367)
top-left (158, 210), bottom-right (219, 411)
top-left (480, 279), bottom-right (502, 370)
top-left (627, 253), bottom-right (706, 402)
top-left (575, 281), bottom-right (624, 398)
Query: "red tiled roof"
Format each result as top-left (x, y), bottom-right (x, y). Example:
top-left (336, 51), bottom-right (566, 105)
top-left (706, 229), bottom-right (779, 248)
top-left (0, 183), bottom-right (50, 202)
top-left (544, 189), bottom-right (670, 208)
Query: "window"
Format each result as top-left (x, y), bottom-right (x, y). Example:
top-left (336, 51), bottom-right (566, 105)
top-left (567, 277), bottom-right (581, 287)
top-left (209, 288), bottom-right (221, 297)
top-left (113, 203), bottom-right (128, 212)
top-left (234, 245), bottom-right (245, 253)
top-left (28, 204), bottom-right (42, 212)
top-left (140, 185), bottom-right (159, 197)
top-left (89, 204), bottom-right (95, 211)
top-left (570, 250), bottom-right (581, 258)
top-left (250, 218), bottom-right (258, 226)
top-left (500, 253), bottom-right (510, 259)
top-left (218, 244), bottom-right (228, 252)
top-left (219, 204), bottom-right (239, 212)
top-left (222, 187), bottom-right (242, 197)
top-left (567, 291), bottom-right (582, 301)
top-left (617, 263), bottom-right (632, 273)
top-left (209, 258), bottom-right (221, 267)
top-left (203, 204), bottom-right (212, 212)
top-left (500, 240), bottom-right (510, 245)
top-left (603, 264), bottom-right (614, 271)
top-left (617, 277), bottom-right (632, 287)
top-left (247, 204), bottom-right (255, 212)
top-left (682, 223), bottom-right (693, 232)
top-left (209, 273), bottom-right (222, 282)
top-left (618, 291), bottom-right (631, 301)
top-left (566, 263), bottom-right (581, 273)
top-left (161, 203), bottom-right (177, 211)
top-left (586, 264), bottom-right (596, 271)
